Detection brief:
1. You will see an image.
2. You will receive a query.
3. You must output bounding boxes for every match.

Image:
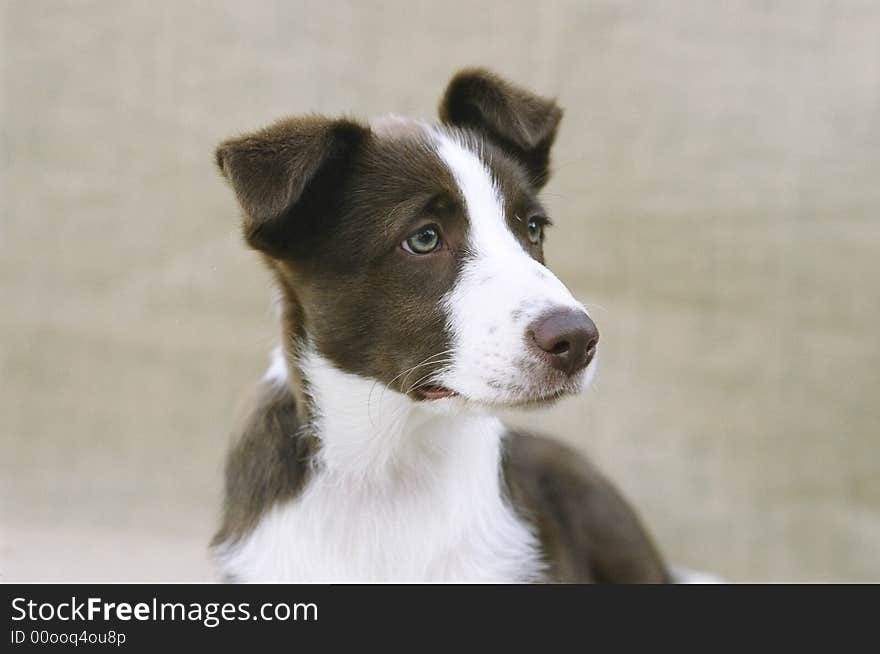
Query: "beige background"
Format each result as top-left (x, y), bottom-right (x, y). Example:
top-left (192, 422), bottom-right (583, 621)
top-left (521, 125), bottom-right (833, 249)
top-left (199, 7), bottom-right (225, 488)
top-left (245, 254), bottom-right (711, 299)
top-left (2, 0), bottom-right (878, 582)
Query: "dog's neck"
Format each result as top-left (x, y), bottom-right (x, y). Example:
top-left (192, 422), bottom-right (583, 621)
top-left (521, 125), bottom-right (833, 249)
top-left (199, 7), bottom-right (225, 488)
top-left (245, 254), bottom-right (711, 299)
top-left (245, 345), bottom-right (544, 582)
top-left (273, 342), bottom-right (505, 485)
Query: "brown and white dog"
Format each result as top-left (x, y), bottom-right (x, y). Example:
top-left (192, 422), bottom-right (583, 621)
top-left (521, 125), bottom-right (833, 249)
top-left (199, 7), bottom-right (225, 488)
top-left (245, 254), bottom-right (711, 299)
top-left (212, 69), bottom-right (670, 582)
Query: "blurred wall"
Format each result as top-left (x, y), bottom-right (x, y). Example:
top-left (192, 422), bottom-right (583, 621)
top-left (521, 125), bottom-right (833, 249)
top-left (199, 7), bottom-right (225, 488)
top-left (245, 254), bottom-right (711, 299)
top-left (2, 0), bottom-right (878, 581)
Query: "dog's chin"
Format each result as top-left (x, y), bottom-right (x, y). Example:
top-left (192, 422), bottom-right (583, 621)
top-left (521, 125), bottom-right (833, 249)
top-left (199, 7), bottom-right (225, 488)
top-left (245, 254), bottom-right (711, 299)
top-left (413, 372), bottom-right (591, 413)
top-left (501, 375), bottom-right (587, 409)
top-left (409, 357), bottom-right (596, 413)
top-left (502, 387), bottom-right (575, 409)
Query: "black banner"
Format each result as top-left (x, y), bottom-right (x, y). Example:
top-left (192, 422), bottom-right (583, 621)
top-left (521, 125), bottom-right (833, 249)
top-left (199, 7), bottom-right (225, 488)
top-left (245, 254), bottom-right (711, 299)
top-left (3, 584), bottom-right (876, 649)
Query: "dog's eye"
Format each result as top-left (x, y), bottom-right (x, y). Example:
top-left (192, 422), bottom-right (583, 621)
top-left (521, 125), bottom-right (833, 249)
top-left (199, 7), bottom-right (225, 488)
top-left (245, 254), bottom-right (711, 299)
top-left (527, 218), bottom-right (545, 244)
top-left (403, 225), bottom-right (441, 254)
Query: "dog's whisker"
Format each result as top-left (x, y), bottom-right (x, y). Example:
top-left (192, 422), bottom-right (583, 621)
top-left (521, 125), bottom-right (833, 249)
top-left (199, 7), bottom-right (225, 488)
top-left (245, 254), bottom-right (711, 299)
top-left (395, 350), bottom-right (456, 387)
top-left (366, 350), bottom-right (457, 428)
top-left (375, 350), bottom-right (455, 402)
top-left (401, 363), bottom-right (454, 395)
top-left (379, 349), bottom-right (456, 392)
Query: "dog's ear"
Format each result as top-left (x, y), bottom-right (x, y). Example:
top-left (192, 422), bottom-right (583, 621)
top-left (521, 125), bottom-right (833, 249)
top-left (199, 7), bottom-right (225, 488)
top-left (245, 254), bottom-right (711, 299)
top-left (439, 68), bottom-right (562, 189)
top-left (215, 116), bottom-right (369, 257)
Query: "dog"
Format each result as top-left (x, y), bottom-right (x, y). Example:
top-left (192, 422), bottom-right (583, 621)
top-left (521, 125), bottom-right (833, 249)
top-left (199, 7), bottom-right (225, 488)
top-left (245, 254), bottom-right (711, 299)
top-left (211, 68), bottom-right (670, 582)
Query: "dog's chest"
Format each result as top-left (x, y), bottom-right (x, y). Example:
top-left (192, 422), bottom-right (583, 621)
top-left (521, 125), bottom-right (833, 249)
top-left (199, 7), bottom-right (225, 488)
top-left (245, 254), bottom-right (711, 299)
top-left (217, 421), bottom-right (545, 583)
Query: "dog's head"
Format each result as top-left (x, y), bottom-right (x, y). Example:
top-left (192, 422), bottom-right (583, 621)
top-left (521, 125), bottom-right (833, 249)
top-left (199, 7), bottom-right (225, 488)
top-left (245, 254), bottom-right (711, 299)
top-left (217, 69), bottom-right (597, 409)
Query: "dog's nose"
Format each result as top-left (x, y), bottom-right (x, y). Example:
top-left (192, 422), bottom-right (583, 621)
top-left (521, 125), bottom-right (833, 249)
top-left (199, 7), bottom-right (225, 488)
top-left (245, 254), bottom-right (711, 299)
top-left (529, 309), bottom-right (599, 374)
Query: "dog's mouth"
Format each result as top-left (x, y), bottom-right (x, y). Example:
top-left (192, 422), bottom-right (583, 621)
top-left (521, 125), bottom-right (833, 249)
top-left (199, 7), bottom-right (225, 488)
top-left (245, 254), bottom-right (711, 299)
top-left (412, 383), bottom-right (573, 405)
top-left (414, 384), bottom-right (459, 401)
top-left (410, 362), bottom-right (591, 405)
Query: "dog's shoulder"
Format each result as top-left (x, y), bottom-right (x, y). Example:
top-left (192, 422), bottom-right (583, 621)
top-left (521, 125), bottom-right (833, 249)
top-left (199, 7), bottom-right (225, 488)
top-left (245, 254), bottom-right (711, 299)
top-left (212, 380), bottom-right (317, 550)
top-left (502, 430), bottom-right (670, 583)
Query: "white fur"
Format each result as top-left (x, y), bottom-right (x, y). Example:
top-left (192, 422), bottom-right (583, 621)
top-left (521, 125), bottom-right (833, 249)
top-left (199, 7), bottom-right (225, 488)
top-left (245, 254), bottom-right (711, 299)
top-left (670, 566), bottom-right (725, 584)
top-left (216, 348), bottom-right (545, 583)
top-left (262, 345), bottom-right (288, 386)
top-left (431, 129), bottom-right (595, 403)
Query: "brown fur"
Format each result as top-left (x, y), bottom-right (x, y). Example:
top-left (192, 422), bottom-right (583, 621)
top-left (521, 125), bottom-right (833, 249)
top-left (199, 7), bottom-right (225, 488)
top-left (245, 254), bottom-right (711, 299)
top-left (440, 68), bottom-right (563, 188)
top-left (212, 380), bottom-right (315, 548)
top-left (503, 432), bottom-right (670, 582)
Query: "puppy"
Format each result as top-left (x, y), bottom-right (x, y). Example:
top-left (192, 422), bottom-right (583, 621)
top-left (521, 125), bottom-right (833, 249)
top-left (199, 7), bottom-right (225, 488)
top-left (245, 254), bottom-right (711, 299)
top-left (211, 69), bottom-right (669, 582)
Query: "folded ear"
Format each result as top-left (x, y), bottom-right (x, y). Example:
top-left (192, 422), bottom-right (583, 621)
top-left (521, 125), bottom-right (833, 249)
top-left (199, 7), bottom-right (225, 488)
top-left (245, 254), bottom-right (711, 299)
top-left (439, 69), bottom-right (563, 189)
top-left (215, 116), bottom-right (369, 257)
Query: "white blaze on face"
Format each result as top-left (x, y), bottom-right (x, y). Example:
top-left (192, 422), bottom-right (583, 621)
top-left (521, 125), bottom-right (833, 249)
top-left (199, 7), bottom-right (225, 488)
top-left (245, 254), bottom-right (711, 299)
top-left (431, 129), bottom-right (592, 403)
